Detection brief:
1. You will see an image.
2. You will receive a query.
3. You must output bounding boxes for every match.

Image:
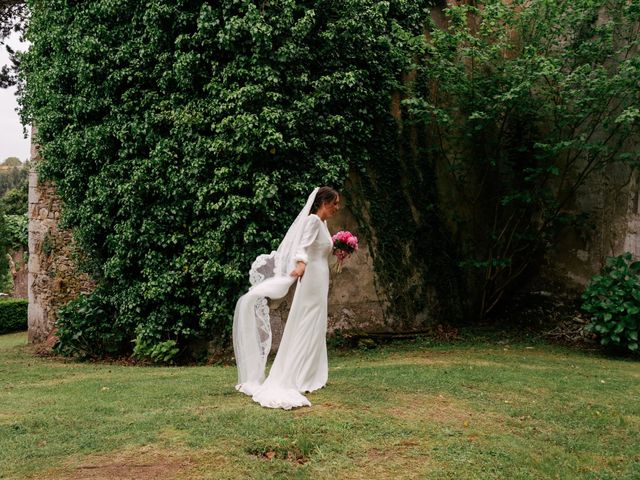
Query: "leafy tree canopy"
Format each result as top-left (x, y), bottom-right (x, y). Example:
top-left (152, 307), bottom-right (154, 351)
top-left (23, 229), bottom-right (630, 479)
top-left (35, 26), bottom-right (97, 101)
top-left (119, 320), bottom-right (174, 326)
top-left (0, 0), bottom-right (27, 89)
top-left (408, 0), bottom-right (640, 318)
top-left (2, 156), bottom-right (21, 166)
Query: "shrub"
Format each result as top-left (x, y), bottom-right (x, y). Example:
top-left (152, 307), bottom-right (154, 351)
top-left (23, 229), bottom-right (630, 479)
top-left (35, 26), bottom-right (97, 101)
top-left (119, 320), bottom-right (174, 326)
top-left (409, 1), bottom-right (640, 319)
top-left (0, 298), bottom-right (28, 334)
top-left (5, 214), bottom-right (27, 250)
top-left (53, 289), bottom-right (128, 359)
top-left (132, 336), bottom-right (180, 365)
top-left (582, 253), bottom-right (640, 354)
top-left (2, 187), bottom-right (28, 216)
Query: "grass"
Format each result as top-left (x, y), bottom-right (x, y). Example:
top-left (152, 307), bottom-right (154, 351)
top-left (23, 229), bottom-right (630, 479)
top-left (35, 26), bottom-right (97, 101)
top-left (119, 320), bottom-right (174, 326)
top-left (0, 331), bottom-right (638, 479)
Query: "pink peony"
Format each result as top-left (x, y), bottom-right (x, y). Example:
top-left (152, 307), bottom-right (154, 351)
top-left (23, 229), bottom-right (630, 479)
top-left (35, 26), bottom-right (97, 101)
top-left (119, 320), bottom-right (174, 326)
top-left (331, 231), bottom-right (359, 273)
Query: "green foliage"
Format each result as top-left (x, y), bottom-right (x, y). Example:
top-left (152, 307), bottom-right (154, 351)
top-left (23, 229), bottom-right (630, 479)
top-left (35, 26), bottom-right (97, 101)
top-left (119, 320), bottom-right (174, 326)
top-left (0, 298), bottom-right (28, 334)
top-left (1, 157), bottom-right (21, 167)
top-left (0, 269), bottom-right (12, 295)
top-left (0, 211), bottom-right (25, 296)
top-left (0, 162), bottom-right (27, 292)
top-left (405, 0), bottom-right (640, 318)
top-left (132, 336), bottom-right (180, 364)
top-left (582, 253), bottom-right (640, 354)
top-left (0, 2), bottom-right (28, 89)
top-left (0, 209), bottom-right (10, 293)
top-left (53, 289), bottom-right (127, 359)
top-left (0, 161), bottom-right (27, 197)
top-left (20, 0), bottom-right (429, 359)
top-left (21, 0), bottom-right (640, 356)
top-left (4, 213), bottom-right (27, 250)
top-left (2, 184), bottom-right (28, 215)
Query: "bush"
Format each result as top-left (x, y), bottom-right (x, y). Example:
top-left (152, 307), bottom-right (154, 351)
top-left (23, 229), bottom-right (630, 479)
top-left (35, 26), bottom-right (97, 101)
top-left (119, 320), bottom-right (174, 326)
top-left (0, 298), bottom-right (28, 334)
top-left (2, 186), bottom-right (28, 216)
top-left (132, 336), bottom-right (180, 365)
top-left (582, 253), bottom-right (640, 354)
top-left (5, 214), bottom-right (28, 250)
top-left (53, 289), bottom-right (129, 359)
top-left (408, 1), bottom-right (640, 319)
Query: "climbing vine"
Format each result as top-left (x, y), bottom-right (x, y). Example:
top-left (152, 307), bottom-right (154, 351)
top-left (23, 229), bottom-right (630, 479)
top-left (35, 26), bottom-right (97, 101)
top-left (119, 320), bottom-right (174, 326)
top-left (22, 0), bottom-right (638, 358)
top-left (20, 0), bottom-right (432, 360)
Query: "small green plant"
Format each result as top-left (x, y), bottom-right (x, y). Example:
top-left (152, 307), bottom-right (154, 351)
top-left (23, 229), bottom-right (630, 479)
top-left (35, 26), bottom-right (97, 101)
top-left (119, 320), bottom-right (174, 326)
top-left (582, 253), bottom-right (640, 354)
top-left (132, 336), bottom-right (180, 365)
top-left (0, 298), bottom-right (28, 334)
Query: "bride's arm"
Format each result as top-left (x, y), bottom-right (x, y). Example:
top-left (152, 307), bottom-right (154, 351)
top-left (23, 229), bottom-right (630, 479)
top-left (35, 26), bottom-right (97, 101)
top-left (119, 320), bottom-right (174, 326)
top-left (290, 215), bottom-right (320, 278)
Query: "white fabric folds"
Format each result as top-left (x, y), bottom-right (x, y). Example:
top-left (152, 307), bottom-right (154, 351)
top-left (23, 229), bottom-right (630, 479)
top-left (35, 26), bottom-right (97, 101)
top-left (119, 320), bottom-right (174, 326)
top-left (233, 188), bottom-right (333, 410)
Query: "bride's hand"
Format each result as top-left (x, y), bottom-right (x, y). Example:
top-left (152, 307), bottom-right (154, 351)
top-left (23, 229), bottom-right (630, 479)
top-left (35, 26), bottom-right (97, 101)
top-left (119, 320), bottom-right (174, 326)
top-left (290, 262), bottom-right (306, 279)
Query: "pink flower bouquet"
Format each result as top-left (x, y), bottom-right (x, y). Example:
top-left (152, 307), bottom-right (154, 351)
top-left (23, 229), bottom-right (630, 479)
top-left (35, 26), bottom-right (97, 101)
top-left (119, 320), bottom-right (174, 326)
top-left (331, 231), bottom-right (359, 273)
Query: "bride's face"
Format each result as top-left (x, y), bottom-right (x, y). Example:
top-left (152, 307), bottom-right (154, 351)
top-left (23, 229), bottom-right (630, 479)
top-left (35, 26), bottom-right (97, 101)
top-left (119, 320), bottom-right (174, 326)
top-left (325, 195), bottom-right (340, 218)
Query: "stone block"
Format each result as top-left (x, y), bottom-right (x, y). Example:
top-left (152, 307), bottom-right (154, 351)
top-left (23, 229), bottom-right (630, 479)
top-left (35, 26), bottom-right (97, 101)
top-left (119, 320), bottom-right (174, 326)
top-left (28, 183), bottom-right (40, 196)
top-left (28, 253), bottom-right (41, 275)
top-left (27, 301), bottom-right (45, 343)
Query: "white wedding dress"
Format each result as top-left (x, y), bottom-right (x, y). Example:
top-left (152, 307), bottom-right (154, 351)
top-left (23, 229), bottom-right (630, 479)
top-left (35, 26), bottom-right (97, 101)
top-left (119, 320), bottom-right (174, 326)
top-left (234, 211), bottom-right (333, 409)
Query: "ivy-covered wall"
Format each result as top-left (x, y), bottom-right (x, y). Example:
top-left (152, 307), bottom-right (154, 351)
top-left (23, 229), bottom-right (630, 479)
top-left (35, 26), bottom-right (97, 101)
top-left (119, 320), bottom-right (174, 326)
top-left (22, 0), bottom-right (640, 361)
top-left (21, 0), bottom-right (454, 360)
top-left (28, 142), bottom-right (95, 345)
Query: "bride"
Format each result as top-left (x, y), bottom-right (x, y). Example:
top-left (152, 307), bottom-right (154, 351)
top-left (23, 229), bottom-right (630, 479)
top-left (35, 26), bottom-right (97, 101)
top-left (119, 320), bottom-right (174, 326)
top-left (233, 187), bottom-right (340, 409)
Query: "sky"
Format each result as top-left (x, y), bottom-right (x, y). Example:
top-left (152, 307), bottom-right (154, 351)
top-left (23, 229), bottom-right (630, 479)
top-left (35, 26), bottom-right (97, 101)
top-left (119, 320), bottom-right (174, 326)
top-left (0, 31), bottom-right (30, 163)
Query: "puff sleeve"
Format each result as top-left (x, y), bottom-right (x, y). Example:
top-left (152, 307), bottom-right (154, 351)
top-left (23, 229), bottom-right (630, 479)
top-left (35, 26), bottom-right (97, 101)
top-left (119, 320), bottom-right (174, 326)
top-left (293, 215), bottom-right (321, 264)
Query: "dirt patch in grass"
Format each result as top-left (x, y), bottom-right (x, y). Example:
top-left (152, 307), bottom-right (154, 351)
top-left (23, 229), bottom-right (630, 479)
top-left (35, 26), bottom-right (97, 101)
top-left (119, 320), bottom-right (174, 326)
top-left (247, 445), bottom-right (309, 465)
top-left (362, 350), bottom-right (511, 370)
top-left (36, 446), bottom-right (196, 480)
top-left (369, 350), bottom-right (568, 370)
top-left (292, 399), bottom-right (348, 417)
top-left (623, 368), bottom-right (640, 380)
top-left (0, 411), bottom-right (19, 423)
top-left (387, 392), bottom-right (557, 444)
top-left (367, 351), bottom-right (454, 366)
top-left (344, 441), bottom-right (432, 480)
top-left (245, 436), bottom-right (316, 466)
top-left (188, 394), bottom-right (251, 414)
top-left (387, 392), bottom-right (503, 428)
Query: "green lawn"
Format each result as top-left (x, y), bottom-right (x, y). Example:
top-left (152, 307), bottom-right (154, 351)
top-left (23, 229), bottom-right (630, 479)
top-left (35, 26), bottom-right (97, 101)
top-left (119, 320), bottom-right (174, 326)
top-left (0, 331), bottom-right (638, 479)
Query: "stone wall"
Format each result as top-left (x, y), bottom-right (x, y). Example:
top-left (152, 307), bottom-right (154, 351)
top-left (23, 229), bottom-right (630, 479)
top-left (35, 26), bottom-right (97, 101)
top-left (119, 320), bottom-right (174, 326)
top-left (27, 117), bottom-right (637, 347)
top-left (26, 152), bottom-right (640, 348)
top-left (542, 163), bottom-right (640, 290)
top-left (27, 138), bottom-right (95, 345)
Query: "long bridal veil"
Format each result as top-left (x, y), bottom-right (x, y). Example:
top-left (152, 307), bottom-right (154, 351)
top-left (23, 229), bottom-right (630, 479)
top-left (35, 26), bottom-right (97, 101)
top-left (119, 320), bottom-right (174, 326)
top-left (233, 187), bottom-right (320, 394)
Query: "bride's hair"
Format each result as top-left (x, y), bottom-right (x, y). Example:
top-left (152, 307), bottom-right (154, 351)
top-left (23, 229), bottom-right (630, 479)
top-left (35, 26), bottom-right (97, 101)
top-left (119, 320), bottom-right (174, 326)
top-left (310, 186), bottom-right (339, 214)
